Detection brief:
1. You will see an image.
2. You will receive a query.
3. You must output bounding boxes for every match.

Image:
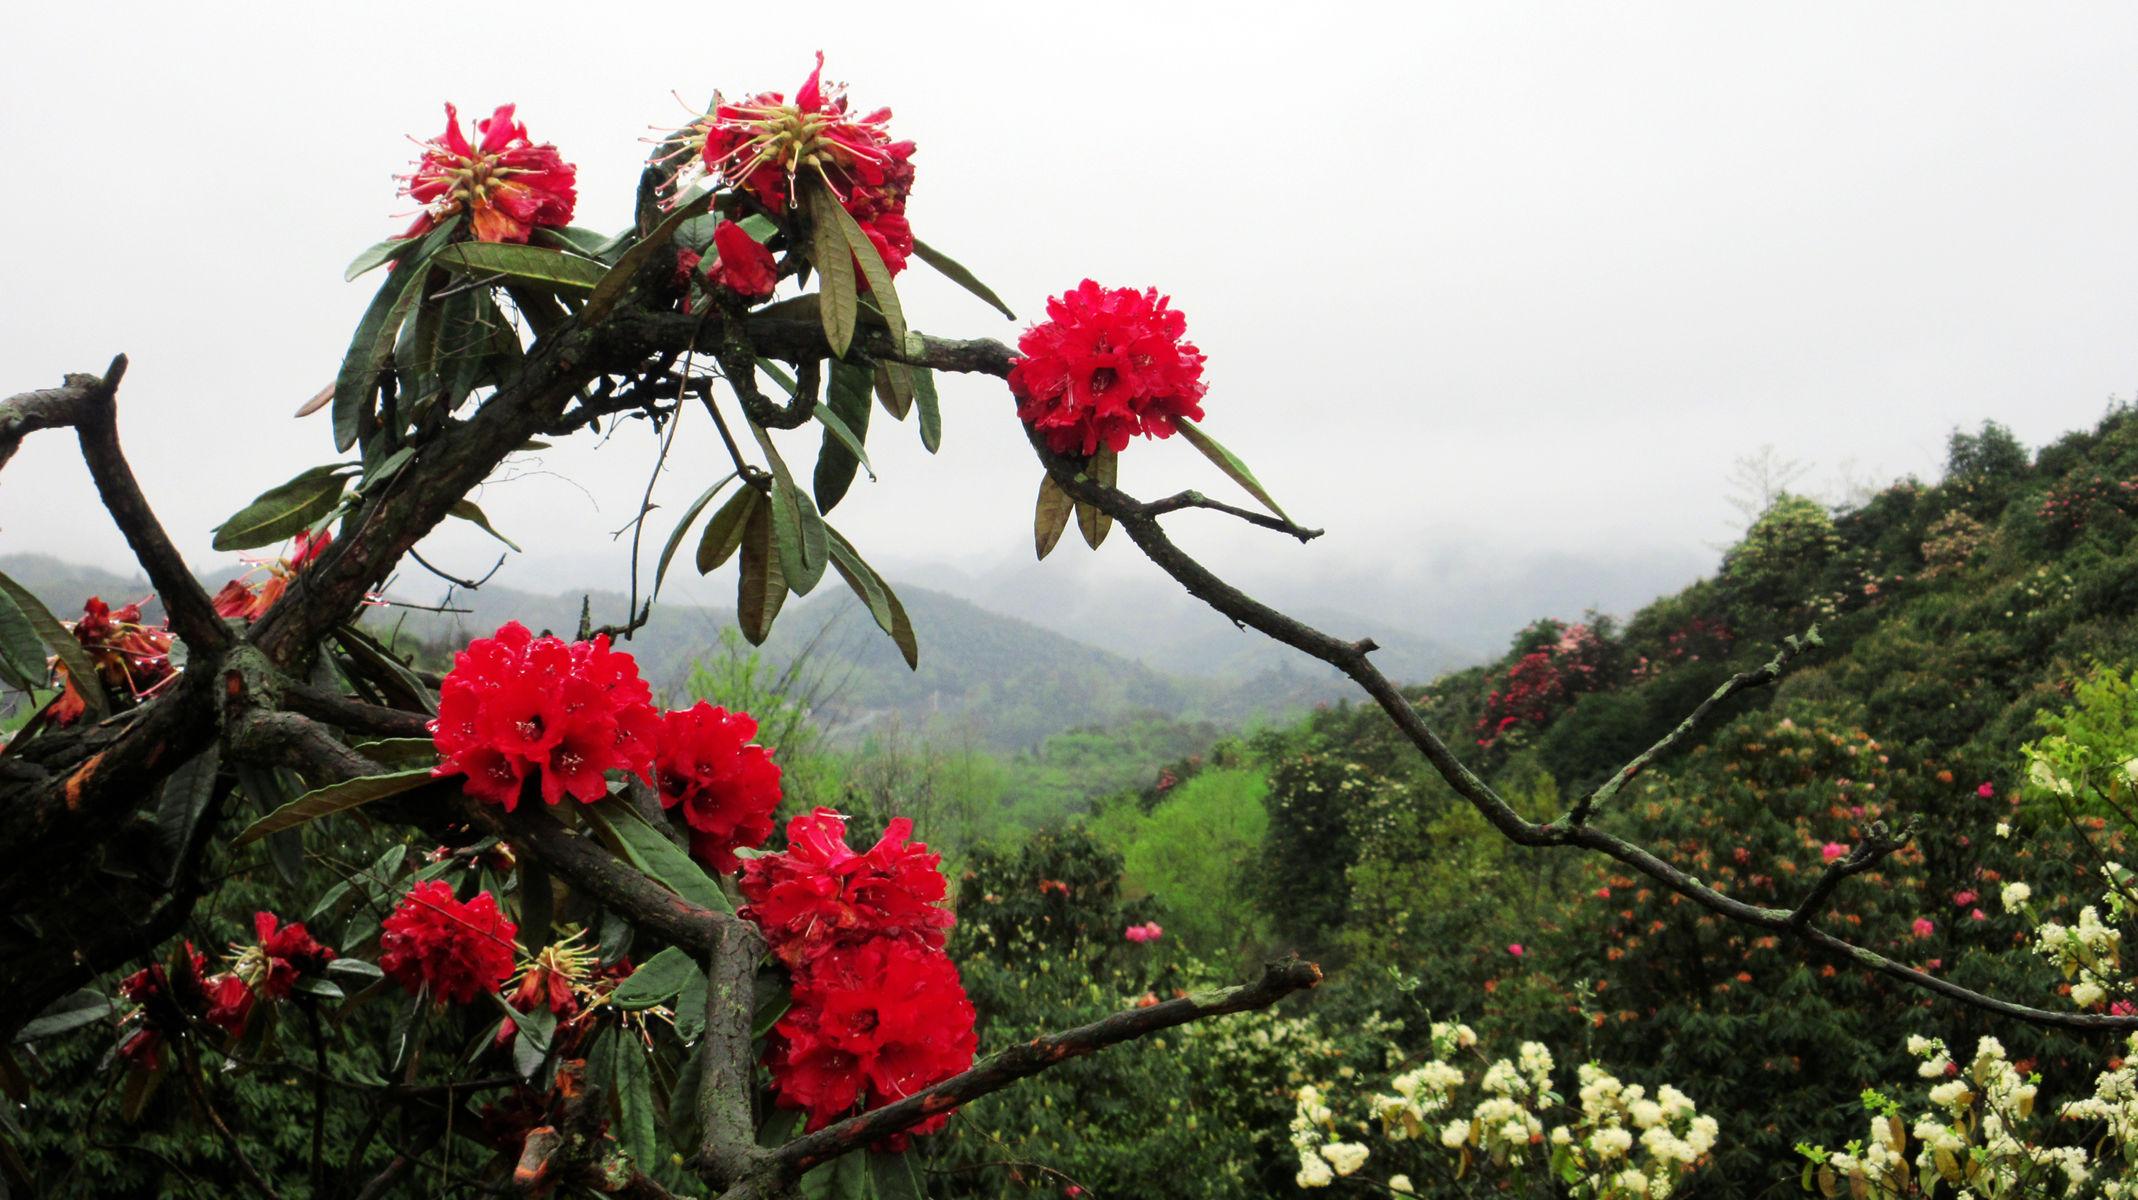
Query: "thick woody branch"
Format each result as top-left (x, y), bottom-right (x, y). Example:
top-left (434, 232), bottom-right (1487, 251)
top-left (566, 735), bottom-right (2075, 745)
top-left (695, 920), bottom-right (766, 1191)
top-left (281, 682), bottom-right (432, 739)
top-left (0, 369), bottom-right (98, 471)
top-left (1563, 630), bottom-right (1816, 826)
top-left (1788, 819), bottom-right (1916, 929)
top-left (488, 802), bottom-right (743, 961)
top-left (739, 958), bottom-right (1323, 1191)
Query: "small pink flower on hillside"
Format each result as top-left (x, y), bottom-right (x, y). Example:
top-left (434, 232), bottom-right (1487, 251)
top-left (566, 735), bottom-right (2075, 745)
top-left (1976, 782), bottom-right (1996, 799)
top-left (1507, 943), bottom-right (1525, 958)
top-left (1821, 842), bottom-right (1848, 862)
top-left (2112, 1000), bottom-right (2136, 1017)
top-left (1123, 922), bottom-right (1163, 944)
top-left (1912, 917), bottom-right (1935, 938)
top-left (1970, 908), bottom-right (1987, 922)
top-left (1952, 890), bottom-right (1979, 907)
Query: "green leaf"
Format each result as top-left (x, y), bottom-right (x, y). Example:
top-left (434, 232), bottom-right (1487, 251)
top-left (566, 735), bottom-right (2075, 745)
top-left (1076, 448), bottom-right (1117, 550)
top-left (583, 189), bottom-right (715, 325)
top-left (347, 738), bottom-right (440, 768)
top-left (869, 1150), bottom-right (930, 1200)
top-left (806, 185), bottom-right (859, 357)
top-left (696, 487), bottom-right (762, 575)
top-left (614, 1038), bottom-right (660, 1170)
top-left (873, 361), bottom-right (913, 422)
top-left (1177, 419), bottom-right (1291, 522)
top-left (737, 492), bottom-right (790, 644)
top-left (533, 225), bottom-right (617, 260)
top-left (212, 464), bottom-right (351, 551)
top-left (812, 361), bottom-right (875, 514)
top-left (0, 572), bottom-right (109, 718)
top-left (154, 746), bottom-right (222, 865)
top-left (325, 959), bottom-right (384, 985)
top-left (823, 195), bottom-right (907, 347)
top-left (583, 797), bottom-right (733, 913)
top-left (609, 947), bottom-right (701, 1011)
top-left (12, 990), bottom-right (115, 1044)
top-left (655, 472), bottom-right (740, 598)
top-left (753, 976), bottom-right (792, 1040)
top-left (747, 422), bottom-right (828, 596)
top-left (433, 242), bottom-right (609, 291)
top-left (912, 238), bottom-right (1016, 320)
top-left (344, 236), bottom-right (417, 282)
top-left (334, 217), bottom-right (458, 451)
top-left (674, 963), bottom-right (709, 1045)
top-left (912, 360), bottom-right (942, 454)
top-left (447, 499), bottom-right (522, 552)
top-left (0, 577), bottom-right (48, 692)
top-left (825, 531), bottom-right (917, 670)
top-left (309, 842), bottom-right (408, 924)
top-left (292, 977), bottom-right (345, 1001)
top-left (232, 768), bottom-right (434, 846)
top-left (332, 625), bottom-right (438, 715)
top-left (1034, 474), bottom-right (1074, 560)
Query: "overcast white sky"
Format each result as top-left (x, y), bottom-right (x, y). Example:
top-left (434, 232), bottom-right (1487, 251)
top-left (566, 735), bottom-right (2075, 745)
top-left (5, 3), bottom-right (2137, 647)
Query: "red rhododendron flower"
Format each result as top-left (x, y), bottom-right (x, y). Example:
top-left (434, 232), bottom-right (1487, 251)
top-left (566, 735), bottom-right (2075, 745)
top-left (116, 942), bottom-right (209, 1068)
top-left (708, 221), bottom-right (780, 301)
top-left (402, 103), bottom-right (577, 244)
top-left (378, 881), bottom-right (519, 1005)
top-left (430, 622), bottom-right (659, 809)
top-left (242, 911), bottom-right (336, 1001)
top-left (203, 972), bottom-right (256, 1037)
top-left (213, 530), bottom-right (334, 623)
top-left (699, 54), bottom-right (916, 280)
top-left (654, 702), bottom-right (782, 874)
top-left (1009, 281), bottom-right (1208, 456)
top-left (739, 808), bottom-right (954, 966)
top-left (53, 596), bottom-right (177, 725)
top-left (766, 938), bottom-right (976, 1137)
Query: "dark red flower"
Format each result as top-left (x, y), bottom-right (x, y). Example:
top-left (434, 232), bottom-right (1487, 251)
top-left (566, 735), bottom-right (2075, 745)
top-left (378, 881), bottom-right (519, 1006)
top-left (654, 703), bottom-right (782, 874)
top-left (739, 808), bottom-right (953, 966)
top-left (247, 911), bottom-right (336, 1000)
top-left (1009, 281), bottom-right (1208, 456)
top-left (116, 942), bottom-right (209, 1066)
top-left (402, 103), bottom-right (577, 244)
top-left (766, 938), bottom-right (976, 1137)
top-left (212, 530), bottom-right (335, 622)
top-left (52, 595), bottom-right (177, 725)
top-left (203, 973), bottom-right (256, 1037)
top-left (708, 221), bottom-right (780, 301)
top-left (430, 622), bottom-right (659, 809)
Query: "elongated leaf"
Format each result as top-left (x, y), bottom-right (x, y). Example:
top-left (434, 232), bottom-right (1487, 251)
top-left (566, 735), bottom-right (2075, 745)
top-left (912, 238), bottom-right (1016, 319)
top-left (0, 579), bottom-right (51, 692)
top-left (655, 472), bottom-right (740, 596)
top-left (870, 1150), bottom-right (930, 1200)
top-left (823, 195), bottom-right (907, 346)
top-left (154, 746), bottom-right (222, 866)
top-left (233, 768), bottom-right (433, 846)
top-left (873, 360), bottom-right (913, 421)
top-left (674, 964), bottom-right (709, 1045)
top-left (347, 738), bottom-right (439, 768)
top-left (609, 947), bottom-right (700, 1010)
top-left (309, 842), bottom-right (408, 925)
top-left (614, 1038), bottom-right (660, 1169)
top-left (825, 531), bottom-right (917, 669)
top-left (13, 990), bottom-right (115, 1045)
top-left (583, 189), bottom-right (714, 325)
top-left (1076, 447), bottom-right (1117, 550)
top-left (434, 242), bottom-right (608, 290)
top-left (805, 186), bottom-right (858, 357)
top-left (1178, 419), bottom-right (1291, 521)
top-left (1034, 474), bottom-right (1074, 560)
top-left (583, 797), bottom-right (733, 913)
top-left (447, 499), bottom-right (522, 552)
top-left (695, 487), bottom-right (760, 575)
top-left (332, 625), bottom-right (437, 715)
top-left (0, 572), bottom-right (108, 718)
top-left (913, 363), bottom-right (942, 453)
top-left (747, 422), bottom-right (827, 595)
top-left (211, 464), bottom-right (350, 551)
top-left (345, 236), bottom-right (417, 282)
top-left (812, 361), bottom-right (875, 514)
top-left (736, 500), bottom-right (789, 645)
top-left (333, 218), bottom-right (458, 451)
top-left (535, 225), bottom-right (619, 261)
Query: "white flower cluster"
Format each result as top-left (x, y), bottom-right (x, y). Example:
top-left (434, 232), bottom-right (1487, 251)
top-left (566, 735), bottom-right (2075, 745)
top-left (2033, 872), bottom-right (2127, 1012)
top-left (1288, 1025), bottom-right (1715, 1199)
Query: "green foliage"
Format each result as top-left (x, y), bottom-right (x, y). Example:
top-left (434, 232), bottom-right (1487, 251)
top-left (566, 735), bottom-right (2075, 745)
top-left (1086, 768), bottom-right (1270, 958)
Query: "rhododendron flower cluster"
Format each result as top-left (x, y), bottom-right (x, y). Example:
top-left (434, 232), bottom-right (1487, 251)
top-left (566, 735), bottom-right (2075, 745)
top-left (706, 220), bottom-right (780, 301)
top-left (1124, 921), bottom-right (1164, 943)
top-left (430, 621), bottom-right (660, 809)
top-left (699, 53), bottom-right (916, 275)
top-left (52, 596), bottom-right (175, 725)
top-left (401, 103), bottom-right (577, 244)
top-left (1474, 622), bottom-right (1611, 749)
top-left (741, 808), bottom-right (974, 1139)
top-left (1009, 281), bottom-right (1208, 457)
top-left (115, 943), bottom-right (208, 1068)
top-left (230, 911), bottom-right (335, 1002)
top-left (211, 530), bottom-right (332, 623)
top-left (378, 881), bottom-right (519, 1006)
top-left (497, 932), bottom-right (633, 1051)
top-left (654, 702), bottom-right (783, 873)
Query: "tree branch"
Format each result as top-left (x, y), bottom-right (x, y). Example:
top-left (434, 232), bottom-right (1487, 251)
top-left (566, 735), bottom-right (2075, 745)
top-left (740, 958), bottom-right (1323, 1189)
top-left (0, 368), bottom-right (98, 471)
top-left (1137, 490), bottom-right (1323, 542)
top-left (695, 919), bottom-right (766, 1191)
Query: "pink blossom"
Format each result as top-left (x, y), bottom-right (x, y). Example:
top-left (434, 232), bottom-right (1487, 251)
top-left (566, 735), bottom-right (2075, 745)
top-left (1507, 943), bottom-right (1525, 958)
top-left (2112, 1000), bottom-right (2136, 1017)
top-left (1821, 842), bottom-right (1849, 862)
top-left (1969, 908), bottom-right (1987, 922)
top-left (1952, 890), bottom-right (1979, 907)
top-left (1123, 921), bottom-right (1164, 944)
top-left (1912, 917), bottom-right (1935, 938)
top-left (1976, 781), bottom-right (1995, 799)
